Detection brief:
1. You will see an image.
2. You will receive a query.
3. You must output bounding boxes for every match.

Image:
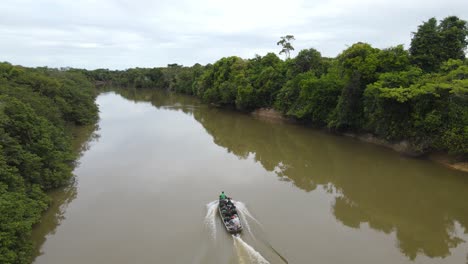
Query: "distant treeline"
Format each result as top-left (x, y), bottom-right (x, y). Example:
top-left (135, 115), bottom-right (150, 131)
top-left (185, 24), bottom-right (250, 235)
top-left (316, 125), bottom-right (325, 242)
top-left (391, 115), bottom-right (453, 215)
top-left (0, 63), bottom-right (98, 263)
top-left (86, 16), bottom-right (468, 157)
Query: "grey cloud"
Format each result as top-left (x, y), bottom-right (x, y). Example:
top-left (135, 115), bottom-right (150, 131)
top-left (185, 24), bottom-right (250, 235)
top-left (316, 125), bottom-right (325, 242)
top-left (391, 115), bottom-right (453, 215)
top-left (0, 0), bottom-right (467, 69)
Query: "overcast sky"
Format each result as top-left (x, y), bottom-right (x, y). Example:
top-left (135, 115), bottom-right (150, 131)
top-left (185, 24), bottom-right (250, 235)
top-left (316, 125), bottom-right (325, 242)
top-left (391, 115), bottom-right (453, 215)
top-left (1, 0), bottom-right (467, 69)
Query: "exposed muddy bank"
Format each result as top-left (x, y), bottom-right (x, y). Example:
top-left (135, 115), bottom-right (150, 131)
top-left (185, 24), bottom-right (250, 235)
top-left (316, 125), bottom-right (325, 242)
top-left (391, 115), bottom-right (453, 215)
top-left (343, 133), bottom-right (468, 173)
top-left (428, 153), bottom-right (468, 173)
top-left (251, 108), bottom-right (293, 124)
top-left (342, 133), bottom-right (422, 157)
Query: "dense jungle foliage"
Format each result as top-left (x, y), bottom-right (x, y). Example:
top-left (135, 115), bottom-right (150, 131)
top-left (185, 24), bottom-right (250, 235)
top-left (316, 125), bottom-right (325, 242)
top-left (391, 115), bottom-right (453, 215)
top-left (87, 16), bottom-right (468, 156)
top-left (0, 63), bottom-right (98, 264)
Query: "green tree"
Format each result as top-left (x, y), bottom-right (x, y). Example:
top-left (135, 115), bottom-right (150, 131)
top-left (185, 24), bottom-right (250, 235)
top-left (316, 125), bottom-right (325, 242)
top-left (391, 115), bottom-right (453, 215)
top-left (237, 53), bottom-right (285, 110)
top-left (285, 71), bottom-right (344, 125)
top-left (376, 45), bottom-right (411, 73)
top-left (410, 16), bottom-right (468, 72)
top-left (196, 57), bottom-right (248, 106)
top-left (328, 43), bottom-right (379, 130)
top-left (410, 18), bottom-right (441, 72)
top-left (147, 68), bottom-right (167, 88)
top-left (292, 48), bottom-right (326, 76)
top-left (438, 16), bottom-right (468, 61)
top-left (364, 59), bottom-right (468, 154)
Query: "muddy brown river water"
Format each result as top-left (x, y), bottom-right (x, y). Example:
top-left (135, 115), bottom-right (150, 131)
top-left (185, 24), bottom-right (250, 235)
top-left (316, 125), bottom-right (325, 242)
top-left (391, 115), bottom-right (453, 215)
top-left (32, 89), bottom-right (468, 264)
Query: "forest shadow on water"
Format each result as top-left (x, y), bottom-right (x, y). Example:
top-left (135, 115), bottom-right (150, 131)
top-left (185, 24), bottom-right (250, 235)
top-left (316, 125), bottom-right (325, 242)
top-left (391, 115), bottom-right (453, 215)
top-left (32, 88), bottom-right (468, 264)
top-left (31, 124), bottom-right (100, 261)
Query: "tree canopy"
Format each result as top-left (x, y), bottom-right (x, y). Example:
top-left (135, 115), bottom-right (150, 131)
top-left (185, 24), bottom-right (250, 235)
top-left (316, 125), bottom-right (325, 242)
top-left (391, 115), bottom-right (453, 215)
top-left (410, 16), bottom-right (468, 72)
top-left (0, 63), bottom-right (98, 264)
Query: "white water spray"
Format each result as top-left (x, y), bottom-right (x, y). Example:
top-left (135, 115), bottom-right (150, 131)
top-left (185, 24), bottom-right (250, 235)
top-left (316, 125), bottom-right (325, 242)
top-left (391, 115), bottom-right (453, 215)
top-left (234, 200), bottom-right (263, 239)
top-left (205, 200), bottom-right (219, 240)
top-left (234, 201), bottom-right (262, 226)
top-left (204, 200), bottom-right (279, 263)
top-left (233, 235), bottom-right (270, 264)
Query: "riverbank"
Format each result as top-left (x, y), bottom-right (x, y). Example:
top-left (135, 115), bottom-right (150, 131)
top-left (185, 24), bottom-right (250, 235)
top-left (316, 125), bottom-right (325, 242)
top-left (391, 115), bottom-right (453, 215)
top-left (429, 154), bottom-right (468, 173)
top-left (251, 108), bottom-right (468, 173)
top-left (345, 133), bottom-right (468, 173)
top-left (251, 108), bottom-right (292, 123)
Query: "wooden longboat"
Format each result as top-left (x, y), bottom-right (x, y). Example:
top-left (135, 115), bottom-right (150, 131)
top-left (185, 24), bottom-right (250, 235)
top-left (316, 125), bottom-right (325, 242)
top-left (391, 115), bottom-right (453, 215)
top-left (218, 199), bottom-right (243, 234)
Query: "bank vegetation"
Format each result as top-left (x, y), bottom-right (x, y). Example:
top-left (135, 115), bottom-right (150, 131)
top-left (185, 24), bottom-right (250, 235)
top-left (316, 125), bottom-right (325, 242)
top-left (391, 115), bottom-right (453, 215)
top-left (0, 64), bottom-right (98, 263)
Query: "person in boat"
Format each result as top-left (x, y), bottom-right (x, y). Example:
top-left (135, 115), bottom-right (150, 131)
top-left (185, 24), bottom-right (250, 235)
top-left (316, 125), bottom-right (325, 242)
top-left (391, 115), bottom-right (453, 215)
top-left (219, 191), bottom-right (227, 200)
top-left (230, 215), bottom-right (241, 228)
top-left (221, 206), bottom-right (227, 213)
top-left (230, 207), bottom-right (237, 215)
top-left (226, 203), bottom-right (237, 215)
top-left (221, 205), bottom-right (235, 217)
top-left (220, 201), bottom-right (232, 215)
top-left (221, 201), bottom-right (231, 210)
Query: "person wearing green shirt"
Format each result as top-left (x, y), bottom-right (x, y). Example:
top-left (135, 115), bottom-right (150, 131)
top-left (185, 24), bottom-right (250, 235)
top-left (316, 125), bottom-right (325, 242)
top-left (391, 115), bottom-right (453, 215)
top-left (219, 191), bottom-right (227, 200)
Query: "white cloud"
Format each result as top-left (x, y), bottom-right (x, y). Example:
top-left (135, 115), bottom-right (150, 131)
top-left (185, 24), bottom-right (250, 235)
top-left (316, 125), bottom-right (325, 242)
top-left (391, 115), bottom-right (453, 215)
top-left (0, 0), bottom-right (467, 69)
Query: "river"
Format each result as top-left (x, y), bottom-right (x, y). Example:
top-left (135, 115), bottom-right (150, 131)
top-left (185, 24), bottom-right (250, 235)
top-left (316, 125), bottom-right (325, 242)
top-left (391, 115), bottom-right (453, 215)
top-left (31, 89), bottom-right (468, 264)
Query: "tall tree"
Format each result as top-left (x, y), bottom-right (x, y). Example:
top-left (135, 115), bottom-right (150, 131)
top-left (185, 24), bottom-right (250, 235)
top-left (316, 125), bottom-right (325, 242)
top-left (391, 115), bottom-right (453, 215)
top-left (328, 42), bottom-right (379, 130)
top-left (410, 16), bottom-right (468, 72)
top-left (438, 16), bottom-right (468, 61)
top-left (409, 18), bottom-right (441, 72)
top-left (277, 35), bottom-right (295, 60)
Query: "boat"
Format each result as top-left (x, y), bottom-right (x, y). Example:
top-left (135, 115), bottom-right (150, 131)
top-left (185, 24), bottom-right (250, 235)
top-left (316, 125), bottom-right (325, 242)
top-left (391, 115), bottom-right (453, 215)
top-left (218, 198), bottom-right (243, 234)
